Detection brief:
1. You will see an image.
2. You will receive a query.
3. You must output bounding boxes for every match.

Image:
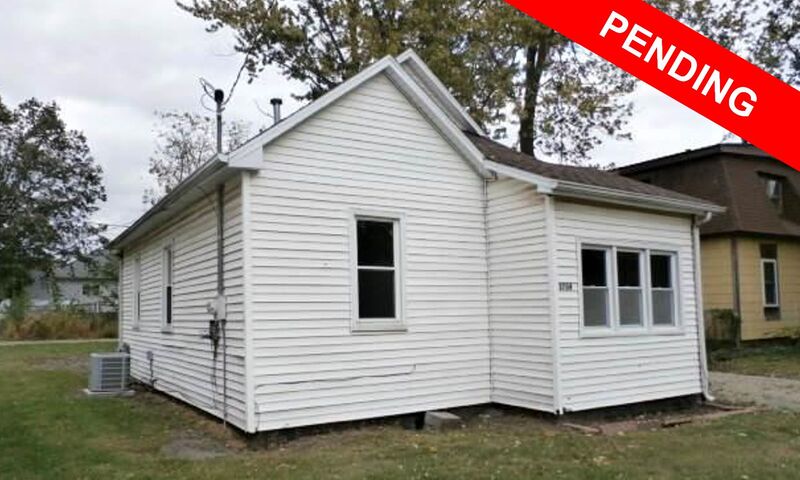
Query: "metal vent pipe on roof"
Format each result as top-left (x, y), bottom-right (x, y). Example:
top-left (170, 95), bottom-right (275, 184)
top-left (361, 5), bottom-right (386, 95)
top-left (271, 98), bottom-right (283, 124)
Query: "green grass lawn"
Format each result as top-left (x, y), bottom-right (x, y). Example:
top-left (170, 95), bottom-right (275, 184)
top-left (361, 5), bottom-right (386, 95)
top-left (2, 343), bottom-right (800, 480)
top-left (710, 344), bottom-right (800, 380)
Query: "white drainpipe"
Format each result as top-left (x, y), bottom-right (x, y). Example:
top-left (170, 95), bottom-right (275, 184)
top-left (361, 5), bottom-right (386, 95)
top-left (693, 211), bottom-right (714, 401)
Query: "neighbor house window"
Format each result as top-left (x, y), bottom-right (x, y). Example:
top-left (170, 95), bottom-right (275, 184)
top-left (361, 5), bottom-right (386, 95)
top-left (581, 244), bottom-right (680, 333)
top-left (761, 244), bottom-right (780, 310)
top-left (650, 253), bottom-right (677, 326)
top-left (133, 255), bottom-right (142, 326)
top-left (162, 245), bottom-right (174, 329)
top-left (617, 250), bottom-right (644, 326)
top-left (764, 176), bottom-right (784, 210)
top-left (352, 215), bottom-right (403, 331)
top-left (82, 284), bottom-right (100, 296)
top-left (581, 248), bottom-right (611, 327)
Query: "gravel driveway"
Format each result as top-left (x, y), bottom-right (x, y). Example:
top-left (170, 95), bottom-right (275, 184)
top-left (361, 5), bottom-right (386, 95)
top-left (711, 371), bottom-right (800, 411)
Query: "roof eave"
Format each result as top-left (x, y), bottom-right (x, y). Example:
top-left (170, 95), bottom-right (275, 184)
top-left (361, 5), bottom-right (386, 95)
top-left (553, 180), bottom-right (727, 216)
top-left (108, 154), bottom-right (251, 251)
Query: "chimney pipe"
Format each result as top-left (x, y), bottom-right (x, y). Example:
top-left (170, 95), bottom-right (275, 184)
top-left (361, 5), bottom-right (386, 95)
top-left (270, 98), bottom-right (282, 124)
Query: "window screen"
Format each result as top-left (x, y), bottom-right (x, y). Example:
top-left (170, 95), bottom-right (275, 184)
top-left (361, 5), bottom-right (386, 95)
top-left (618, 251), bottom-right (643, 326)
top-left (762, 260), bottom-right (779, 307)
top-left (651, 254), bottom-right (675, 325)
top-left (582, 248), bottom-right (609, 327)
top-left (357, 220), bottom-right (396, 319)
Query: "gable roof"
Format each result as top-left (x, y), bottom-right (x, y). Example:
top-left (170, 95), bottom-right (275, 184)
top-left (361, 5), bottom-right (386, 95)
top-left (111, 50), bottom-right (723, 250)
top-left (616, 144), bottom-right (800, 237)
top-left (468, 133), bottom-right (723, 215)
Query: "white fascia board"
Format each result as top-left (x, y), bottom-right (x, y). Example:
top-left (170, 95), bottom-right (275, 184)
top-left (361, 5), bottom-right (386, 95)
top-left (484, 160), bottom-right (558, 193)
top-left (227, 53), bottom-right (490, 178)
top-left (396, 49), bottom-right (486, 136)
top-left (554, 180), bottom-right (727, 216)
top-left (227, 56), bottom-right (398, 169)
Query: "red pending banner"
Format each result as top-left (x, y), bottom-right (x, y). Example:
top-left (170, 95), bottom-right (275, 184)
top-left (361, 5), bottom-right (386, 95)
top-left (503, 0), bottom-right (800, 170)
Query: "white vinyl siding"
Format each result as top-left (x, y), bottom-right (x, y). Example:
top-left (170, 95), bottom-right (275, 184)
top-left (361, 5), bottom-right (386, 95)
top-left (247, 73), bottom-right (490, 431)
top-left (120, 179), bottom-right (247, 430)
top-left (555, 201), bottom-right (702, 411)
top-left (486, 178), bottom-right (554, 411)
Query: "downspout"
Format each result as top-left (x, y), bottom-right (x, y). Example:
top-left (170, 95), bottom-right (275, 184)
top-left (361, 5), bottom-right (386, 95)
top-left (215, 184), bottom-right (228, 427)
top-left (693, 211), bottom-right (714, 401)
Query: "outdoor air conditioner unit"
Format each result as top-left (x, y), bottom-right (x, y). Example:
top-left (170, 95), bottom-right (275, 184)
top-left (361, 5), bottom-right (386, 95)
top-left (87, 352), bottom-right (132, 395)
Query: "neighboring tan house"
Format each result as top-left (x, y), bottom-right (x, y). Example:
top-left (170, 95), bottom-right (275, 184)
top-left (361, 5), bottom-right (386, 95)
top-left (617, 144), bottom-right (800, 341)
top-left (109, 50), bottom-right (722, 433)
top-left (27, 253), bottom-right (117, 313)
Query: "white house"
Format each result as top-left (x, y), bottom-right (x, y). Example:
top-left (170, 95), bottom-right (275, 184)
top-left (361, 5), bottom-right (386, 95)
top-left (109, 50), bottom-right (724, 433)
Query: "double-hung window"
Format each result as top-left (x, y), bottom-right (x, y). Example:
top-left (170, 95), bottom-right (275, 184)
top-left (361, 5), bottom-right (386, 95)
top-left (581, 248), bottom-right (611, 327)
top-left (352, 215), bottom-right (404, 331)
top-left (617, 250), bottom-right (644, 327)
top-left (581, 244), bottom-right (679, 333)
top-left (650, 253), bottom-right (677, 326)
top-left (133, 255), bottom-right (142, 327)
top-left (761, 244), bottom-right (780, 311)
top-left (162, 244), bottom-right (174, 330)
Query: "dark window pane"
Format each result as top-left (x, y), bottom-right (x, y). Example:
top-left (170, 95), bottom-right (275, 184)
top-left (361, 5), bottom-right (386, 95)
top-left (582, 249), bottom-right (607, 287)
top-left (760, 244), bottom-right (777, 259)
top-left (651, 255), bottom-right (672, 289)
top-left (617, 251), bottom-right (641, 287)
top-left (764, 262), bottom-right (778, 305)
top-left (357, 221), bottom-right (394, 267)
top-left (358, 270), bottom-right (395, 318)
top-left (166, 286), bottom-right (172, 324)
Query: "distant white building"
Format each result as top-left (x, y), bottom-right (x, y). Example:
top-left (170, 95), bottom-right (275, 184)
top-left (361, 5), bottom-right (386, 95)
top-left (26, 253), bottom-right (117, 313)
top-left (110, 51), bottom-right (723, 433)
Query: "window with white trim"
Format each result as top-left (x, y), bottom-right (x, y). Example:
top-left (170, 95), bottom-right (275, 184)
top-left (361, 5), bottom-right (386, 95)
top-left (761, 245), bottom-right (780, 309)
top-left (580, 245), bottom-right (680, 333)
top-left (353, 216), bottom-right (403, 331)
top-left (133, 255), bottom-right (142, 326)
top-left (650, 253), bottom-right (677, 326)
top-left (617, 250), bottom-right (644, 326)
top-left (581, 248), bottom-right (611, 327)
top-left (162, 245), bottom-right (174, 329)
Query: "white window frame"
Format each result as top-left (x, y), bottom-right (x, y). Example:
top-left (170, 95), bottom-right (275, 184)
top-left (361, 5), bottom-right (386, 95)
top-left (761, 258), bottom-right (780, 308)
top-left (349, 211), bottom-right (406, 333)
top-left (132, 254), bottom-right (142, 329)
top-left (161, 242), bottom-right (175, 332)
top-left (580, 246), bottom-right (614, 329)
top-left (650, 250), bottom-right (679, 328)
top-left (578, 241), bottom-right (683, 337)
top-left (615, 248), bottom-right (646, 329)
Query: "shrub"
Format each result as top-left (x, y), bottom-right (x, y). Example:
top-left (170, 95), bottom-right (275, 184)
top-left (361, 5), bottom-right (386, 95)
top-left (1, 309), bottom-right (117, 341)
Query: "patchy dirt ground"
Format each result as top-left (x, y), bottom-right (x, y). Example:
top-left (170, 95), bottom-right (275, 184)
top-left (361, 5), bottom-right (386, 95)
top-left (711, 371), bottom-right (800, 411)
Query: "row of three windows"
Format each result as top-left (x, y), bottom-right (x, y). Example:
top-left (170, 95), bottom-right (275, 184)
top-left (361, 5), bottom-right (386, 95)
top-left (582, 247), bottom-right (678, 329)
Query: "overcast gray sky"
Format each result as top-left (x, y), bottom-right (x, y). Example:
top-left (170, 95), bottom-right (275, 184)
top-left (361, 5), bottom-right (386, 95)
top-left (0, 0), bottom-right (728, 239)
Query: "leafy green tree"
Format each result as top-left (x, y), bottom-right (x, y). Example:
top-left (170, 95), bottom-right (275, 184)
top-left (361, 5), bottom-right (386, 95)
top-left (750, 0), bottom-right (799, 85)
top-left (179, 0), bottom-right (747, 164)
top-left (0, 97), bottom-right (106, 301)
top-left (144, 110), bottom-right (251, 205)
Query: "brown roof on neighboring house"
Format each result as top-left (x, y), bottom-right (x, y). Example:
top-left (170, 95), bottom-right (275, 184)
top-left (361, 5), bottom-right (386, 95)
top-left (616, 144), bottom-right (800, 238)
top-left (466, 132), bottom-right (715, 206)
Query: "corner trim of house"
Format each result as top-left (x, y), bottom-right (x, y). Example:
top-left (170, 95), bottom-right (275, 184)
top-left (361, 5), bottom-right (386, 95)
top-left (545, 194), bottom-right (563, 413)
top-left (241, 171), bottom-right (257, 433)
top-left (693, 214), bottom-right (713, 400)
